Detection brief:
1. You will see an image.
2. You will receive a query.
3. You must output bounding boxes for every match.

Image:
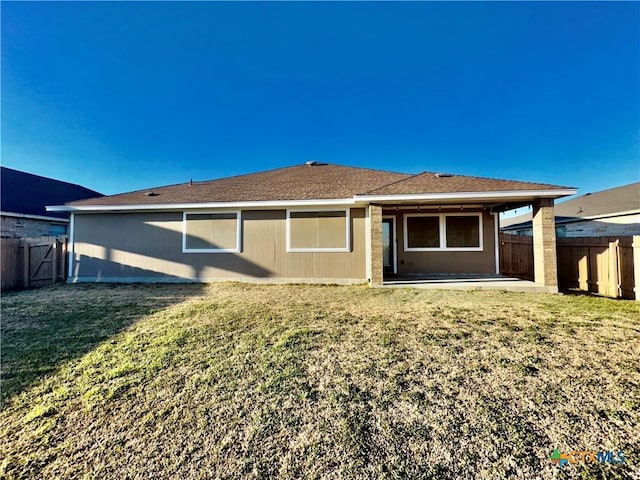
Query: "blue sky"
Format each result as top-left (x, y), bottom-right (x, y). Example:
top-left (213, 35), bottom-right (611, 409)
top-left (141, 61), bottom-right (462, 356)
top-left (2, 2), bottom-right (639, 203)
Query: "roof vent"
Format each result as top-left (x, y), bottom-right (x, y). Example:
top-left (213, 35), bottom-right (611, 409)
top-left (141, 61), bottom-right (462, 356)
top-left (434, 173), bottom-right (454, 178)
top-left (306, 160), bottom-right (317, 166)
top-left (144, 191), bottom-right (159, 197)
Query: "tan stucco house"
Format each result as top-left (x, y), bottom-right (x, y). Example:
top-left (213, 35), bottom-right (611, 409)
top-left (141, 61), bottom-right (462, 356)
top-left (48, 163), bottom-right (575, 291)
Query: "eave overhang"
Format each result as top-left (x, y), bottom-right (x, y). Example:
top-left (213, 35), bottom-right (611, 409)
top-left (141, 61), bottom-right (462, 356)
top-left (47, 189), bottom-right (577, 213)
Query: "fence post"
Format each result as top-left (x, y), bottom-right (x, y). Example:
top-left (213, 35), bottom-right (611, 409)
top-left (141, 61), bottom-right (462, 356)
top-left (22, 240), bottom-right (30, 288)
top-left (52, 240), bottom-right (58, 285)
top-left (633, 236), bottom-right (640, 301)
top-left (578, 252), bottom-right (589, 291)
top-left (608, 240), bottom-right (620, 298)
top-left (63, 237), bottom-right (69, 281)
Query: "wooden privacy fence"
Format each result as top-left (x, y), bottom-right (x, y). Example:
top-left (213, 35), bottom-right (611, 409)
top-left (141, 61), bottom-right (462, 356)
top-left (1, 236), bottom-right (68, 291)
top-left (556, 236), bottom-right (638, 300)
top-left (499, 234), bottom-right (533, 281)
top-left (499, 233), bottom-right (639, 300)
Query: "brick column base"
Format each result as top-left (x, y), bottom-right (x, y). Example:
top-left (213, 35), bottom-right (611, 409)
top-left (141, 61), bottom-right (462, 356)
top-left (368, 205), bottom-right (383, 287)
top-left (532, 198), bottom-right (558, 291)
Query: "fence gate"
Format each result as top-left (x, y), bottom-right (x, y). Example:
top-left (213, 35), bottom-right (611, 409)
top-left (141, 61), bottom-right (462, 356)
top-left (1, 236), bottom-right (68, 290)
top-left (26, 239), bottom-right (62, 288)
top-left (498, 234), bottom-right (533, 281)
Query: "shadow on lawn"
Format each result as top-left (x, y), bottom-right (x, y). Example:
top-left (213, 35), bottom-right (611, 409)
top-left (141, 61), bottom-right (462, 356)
top-left (561, 288), bottom-right (626, 300)
top-left (0, 283), bottom-right (206, 405)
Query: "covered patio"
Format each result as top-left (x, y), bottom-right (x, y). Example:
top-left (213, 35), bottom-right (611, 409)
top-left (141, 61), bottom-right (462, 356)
top-left (364, 189), bottom-right (574, 292)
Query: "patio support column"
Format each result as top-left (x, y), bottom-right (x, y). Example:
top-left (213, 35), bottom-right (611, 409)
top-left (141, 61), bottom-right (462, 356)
top-left (532, 198), bottom-right (558, 292)
top-left (368, 204), bottom-right (383, 287)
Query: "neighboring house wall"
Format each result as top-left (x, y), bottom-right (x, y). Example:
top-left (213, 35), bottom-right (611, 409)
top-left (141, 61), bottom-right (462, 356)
top-left (560, 214), bottom-right (640, 237)
top-left (1, 214), bottom-right (67, 238)
top-left (506, 213), bottom-right (640, 238)
top-left (72, 209), bottom-right (368, 283)
top-left (383, 209), bottom-right (497, 274)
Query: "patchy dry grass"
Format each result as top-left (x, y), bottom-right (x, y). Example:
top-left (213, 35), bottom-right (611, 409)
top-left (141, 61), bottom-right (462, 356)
top-left (1, 283), bottom-right (639, 479)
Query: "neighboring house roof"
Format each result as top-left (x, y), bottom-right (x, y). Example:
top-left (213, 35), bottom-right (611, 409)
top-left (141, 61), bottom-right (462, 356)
top-left (501, 182), bottom-right (640, 230)
top-left (51, 163), bottom-right (574, 211)
top-left (1, 167), bottom-right (103, 220)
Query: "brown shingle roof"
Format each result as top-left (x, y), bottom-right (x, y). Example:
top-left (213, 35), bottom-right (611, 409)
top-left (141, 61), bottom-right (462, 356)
top-left (67, 164), bottom-right (410, 206)
top-left (362, 171), bottom-right (573, 195)
top-left (65, 163), bottom-right (572, 207)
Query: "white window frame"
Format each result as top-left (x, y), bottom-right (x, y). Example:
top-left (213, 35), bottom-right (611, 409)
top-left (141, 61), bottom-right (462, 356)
top-left (403, 212), bottom-right (483, 252)
top-left (286, 208), bottom-right (351, 253)
top-left (182, 210), bottom-right (241, 253)
top-left (403, 214), bottom-right (441, 251)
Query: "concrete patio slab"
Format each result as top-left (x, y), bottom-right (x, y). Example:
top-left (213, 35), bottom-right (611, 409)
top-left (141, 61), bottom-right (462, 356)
top-left (382, 274), bottom-right (557, 293)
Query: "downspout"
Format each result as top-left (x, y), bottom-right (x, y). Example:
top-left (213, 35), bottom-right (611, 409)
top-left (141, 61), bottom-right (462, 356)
top-left (67, 213), bottom-right (75, 282)
top-left (365, 204), bottom-right (372, 282)
top-left (493, 212), bottom-right (500, 275)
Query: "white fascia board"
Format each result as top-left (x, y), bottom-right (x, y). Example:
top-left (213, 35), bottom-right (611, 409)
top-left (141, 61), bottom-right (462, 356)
top-left (47, 198), bottom-right (361, 213)
top-left (1, 211), bottom-right (69, 222)
top-left (46, 189), bottom-right (578, 213)
top-left (355, 189), bottom-right (577, 202)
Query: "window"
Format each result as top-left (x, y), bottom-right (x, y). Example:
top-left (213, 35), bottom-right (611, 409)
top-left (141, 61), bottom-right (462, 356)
top-left (404, 213), bottom-right (482, 251)
top-left (49, 224), bottom-right (67, 236)
top-left (445, 216), bottom-right (480, 248)
top-left (406, 215), bottom-right (440, 248)
top-left (287, 209), bottom-right (350, 252)
top-left (183, 212), bottom-right (240, 253)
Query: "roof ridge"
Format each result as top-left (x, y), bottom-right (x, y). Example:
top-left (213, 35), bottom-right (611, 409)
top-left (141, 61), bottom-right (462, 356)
top-left (438, 171), bottom-right (575, 190)
top-left (190, 162), bottom-right (410, 187)
top-left (64, 162), bottom-right (412, 204)
top-left (367, 169), bottom-right (574, 192)
top-left (334, 163), bottom-right (410, 177)
top-left (91, 164), bottom-right (304, 197)
top-left (360, 170), bottom-right (427, 194)
top-left (189, 163), bottom-right (304, 186)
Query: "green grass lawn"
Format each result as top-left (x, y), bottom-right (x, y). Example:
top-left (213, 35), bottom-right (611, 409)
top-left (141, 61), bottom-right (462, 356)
top-left (1, 283), bottom-right (639, 479)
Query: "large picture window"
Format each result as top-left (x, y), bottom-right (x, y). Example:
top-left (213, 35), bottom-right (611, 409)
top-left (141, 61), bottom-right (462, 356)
top-left (183, 212), bottom-right (240, 253)
top-left (287, 209), bottom-right (350, 252)
top-left (404, 213), bottom-right (482, 251)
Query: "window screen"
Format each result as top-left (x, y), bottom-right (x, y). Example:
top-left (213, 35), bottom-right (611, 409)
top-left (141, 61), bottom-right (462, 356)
top-left (406, 216), bottom-right (440, 249)
top-left (289, 210), bottom-right (348, 250)
top-left (184, 213), bottom-right (239, 251)
top-left (445, 216), bottom-right (480, 248)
